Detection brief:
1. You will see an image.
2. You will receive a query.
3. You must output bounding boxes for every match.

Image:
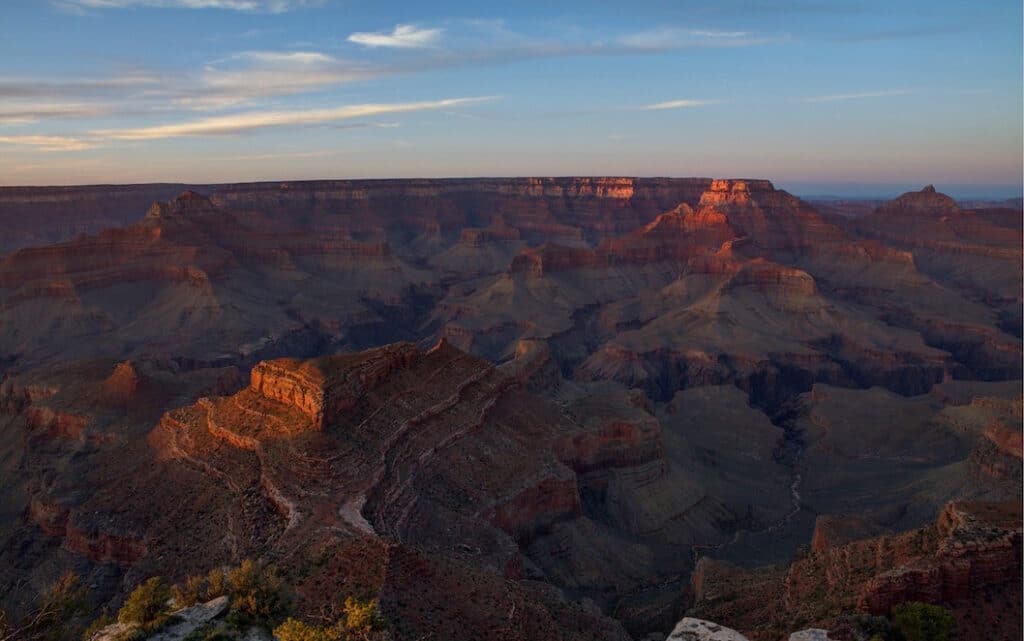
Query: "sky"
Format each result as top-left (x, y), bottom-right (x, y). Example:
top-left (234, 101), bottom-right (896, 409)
top-left (0, 0), bottom-right (1021, 196)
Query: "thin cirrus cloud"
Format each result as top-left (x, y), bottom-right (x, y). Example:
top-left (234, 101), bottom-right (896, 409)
top-left (0, 20), bottom-right (779, 139)
top-left (0, 135), bottom-right (97, 151)
top-left (641, 99), bottom-right (722, 110)
top-left (197, 51), bottom-right (382, 104)
top-left (0, 104), bottom-right (112, 124)
top-left (798, 89), bottom-right (913, 103)
top-left (53, 0), bottom-right (323, 12)
top-left (0, 21), bottom-right (779, 119)
top-left (0, 73), bottom-right (161, 99)
top-left (92, 97), bottom-right (496, 140)
top-left (347, 24), bottom-right (444, 49)
top-left (0, 52), bottom-right (382, 119)
top-left (617, 27), bottom-right (785, 50)
top-left (344, 21), bottom-right (781, 58)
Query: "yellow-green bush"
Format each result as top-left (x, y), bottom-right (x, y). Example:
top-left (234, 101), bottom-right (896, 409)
top-left (273, 618), bottom-right (342, 641)
top-left (205, 568), bottom-right (227, 600)
top-left (342, 597), bottom-right (383, 633)
top-left (117, 577), bottom-right (171, 632)
top-left (226, 559), bottom-right (284, 625)
top-left (172, 575), bottom-right (205, 609)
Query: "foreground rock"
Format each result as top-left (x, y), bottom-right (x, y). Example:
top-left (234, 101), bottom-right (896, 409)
top-left (89, 596), bottom-right (229, 641)
top-left (668, 618), bottom-right (749, 641)
top-left (788, 631), bottom-right (831, 641)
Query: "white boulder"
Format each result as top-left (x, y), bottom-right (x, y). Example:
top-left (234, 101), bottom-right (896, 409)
top-left (667, 617), bottom-right (750, 641)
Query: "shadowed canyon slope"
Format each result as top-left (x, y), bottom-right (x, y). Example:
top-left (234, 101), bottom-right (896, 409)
top-left (0, 178), bottom-right (1020, 640)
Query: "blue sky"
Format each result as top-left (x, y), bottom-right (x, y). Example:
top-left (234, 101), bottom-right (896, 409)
top-left (0, 0), bottom-right (1020, 195)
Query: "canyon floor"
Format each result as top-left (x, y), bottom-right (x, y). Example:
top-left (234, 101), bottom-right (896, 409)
top-left (0, 178), bottom-right (1020, 640)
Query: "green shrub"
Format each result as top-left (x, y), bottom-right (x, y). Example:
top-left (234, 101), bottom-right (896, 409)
top-left (273, 618), bottom-right (343, 641)
top-left (226, 559), bottom-right (284, 626)
top-left (172, 575), bottom-right (205, 609)
top-left (891, 602), bottom-right (957, 641)
top-left (117, 577), bottom-right (172, 632)
top-left (342, 597), bottom-right (383, 633)
top-left (205, 568), bottom-right (226, 600)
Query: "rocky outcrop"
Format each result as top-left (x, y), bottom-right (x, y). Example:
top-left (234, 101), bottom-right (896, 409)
top-left (25, 405), bottom-right (88, 439)
top-left (488, 473), bottom-right (582, 543)
top-left (695, 179), bottom-right (838, 251)
top-left (88, 595), bottom-right (229, 641)
top-left (668, 618), bottom-right (750, 640)
top-left (859, 502), bottom-right (1024, 614)
top-left (144, 190), bottom-right (219, 219)
top-left (875, 185), bottom-right (962, 217)
top-left (29, 499), bottom-right (147, 565)
top-left (844, 185), bottom-right (1023, 313)
top-left (663, 617), bottom-right (833, 641)
top-left (725, 260), bottom-right (817, 299)
top-left (210, 177), bottom-right (717, 238)
top-left (460, 225), bottom-right (522, 245)
top-left (0, 183), bottom-right (194, 256)
top-left (63, 523), bottom-right (148, 566)
top-left (788, 631), bottom-right (832, 641)
top-left (690, 501), bottom-right (1022, 637)
top-left (507, 200), bottom-right (741, 276)
top-left (247, 360), bottom-right (332, 429)
top-left (499, 339), bottom-right (562, 391)
top-left (248, 342), bottom-right (421, 429)
top-left (554, 386), bottom-right (666, 505)
top-left (510, 243), bottom-right (604, 276)
top-left (554, 415), bottom-right (663, 476)
top-left (810, 514), bottom-right (884, 553)
top-left (100, 360), bottom-right (140, 406)
top-left (977, 399), bottom-right (1023, 460)
top-left (598, 204), bottom-right (736, 264)
top-left (0, 379), bottom-right (56, 413)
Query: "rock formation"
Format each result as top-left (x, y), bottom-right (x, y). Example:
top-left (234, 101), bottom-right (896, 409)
top-left (0, 177), bottom-right (1019, 640)
top-left (689, 500), bottom-right (1022, 641)
top-left (0, 183), bottom-right (197, 255)
top-left (668, 618), bottom-right (751, 640)
top-left (89, 595), bottom-right (230, 641)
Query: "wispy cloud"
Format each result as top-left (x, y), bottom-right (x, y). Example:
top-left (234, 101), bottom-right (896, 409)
top-left (0, 20), bottom-right (781, 141)
top-left (196, 51), bottom-right (381, 106)
top-left (798, 90), bottom-right (913, 103)
top-left (93, 97), bottom-right (495, 140)
top-left (0, 52), bottom-right (383, 119)
top-left (55, 0), bottom-right (323, 12)
top-left (236, 51), bottom-right (334, 65)
top-left (348, 24), bottom-right (443, 49)
top-left (689, 30), bottom-right (751, 38)
top-left (0, 135), bottom-right (97, 151)
top-left (0, 104), bottom-right (112, 124)
top-left (641, 99), bottom-right (722, 110)
top-left (0, 20), bottom-right (781, 122)
top-left (0, 73), bottom-right (161, 99)
top-left (618, 27), bottom-right (785, 50)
